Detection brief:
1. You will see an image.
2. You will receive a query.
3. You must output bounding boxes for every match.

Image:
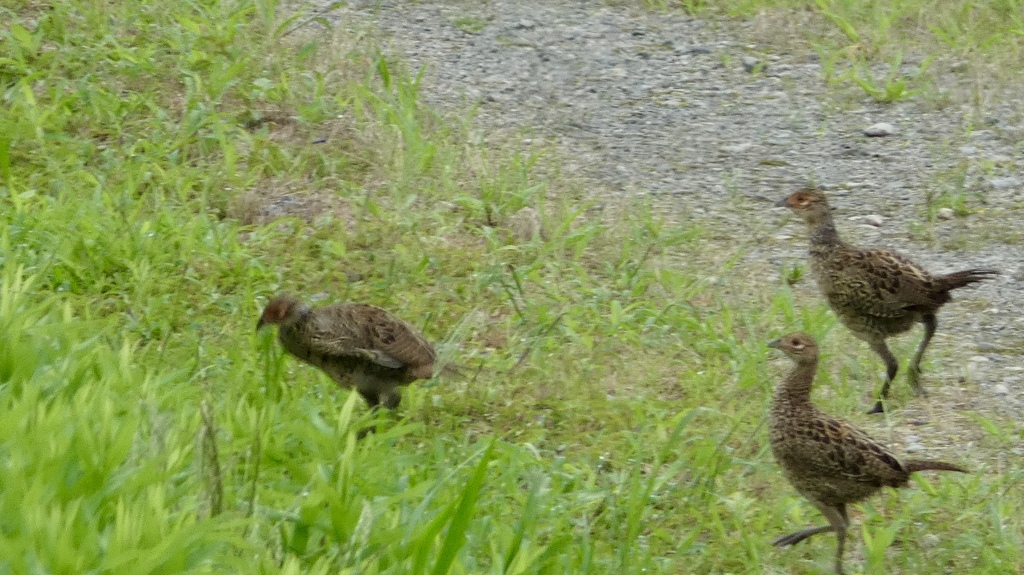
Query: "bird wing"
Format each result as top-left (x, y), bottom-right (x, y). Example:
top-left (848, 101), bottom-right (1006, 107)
top-left (305, 304), bottom-right (435, 371)
top-left (795, 416), bottom-right (909, 487)
top-left (827, 247), bottom-right (940, 316)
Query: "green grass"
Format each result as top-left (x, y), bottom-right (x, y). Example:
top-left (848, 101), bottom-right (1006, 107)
top-left (451, 16), bottom-right (490, 35)
top-left (1, 0), bottom-right (1022, 573)
top-left (643, 0), bottom-right (1024, 105)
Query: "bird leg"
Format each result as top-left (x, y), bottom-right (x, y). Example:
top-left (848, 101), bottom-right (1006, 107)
top-left (831, 504), bottom-right (849, 575)
top-left (358, 388), bottom-right (381, 409)
top-left (355, 384), bottom-right (402, 438)
top-left (908, 314), bottom-right (936, 396)
top-left (355, 388), bottom-right (381, 439)
top-left (379, 388), bottom-right (401, 410)
top-left (773, 502), bottom-right (849, 573)
top-left (867, 340), bottom-right (899, 414)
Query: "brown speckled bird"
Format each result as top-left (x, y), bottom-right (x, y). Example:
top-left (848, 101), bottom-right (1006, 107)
top-left (257, 294), bottom-right (438, 409)
top-left (768, 332), bottom-right (967, 574)
top-left (778, 188), bottom-right (997, 413)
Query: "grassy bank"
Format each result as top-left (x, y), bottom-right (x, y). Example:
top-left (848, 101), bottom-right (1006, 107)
top-left (0, 0), bottom-right (1021, 573)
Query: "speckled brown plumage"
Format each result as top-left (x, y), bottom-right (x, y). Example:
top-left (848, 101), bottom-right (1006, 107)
top-left (257, 294), bottom-right (437, 409)
top-left (778, 188), bottom-right (998, 413)
top-left (768, 332), bottom-right (967, 574)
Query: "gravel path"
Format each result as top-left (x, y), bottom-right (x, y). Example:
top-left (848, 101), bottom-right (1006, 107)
top-left (326, 1), bottom-right (1024, 423)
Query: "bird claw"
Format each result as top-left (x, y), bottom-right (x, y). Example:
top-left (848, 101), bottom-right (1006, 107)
top-left (866, 401), bottom-right (886, 415)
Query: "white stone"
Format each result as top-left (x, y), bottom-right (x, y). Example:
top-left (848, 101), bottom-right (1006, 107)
top-left (937, 207), bottom-right (955, 220)
top-left (989, 177), bottom-right (1021, 190)
top-left (863, 214), bottom-right (884, 227)
top-left (992, 384), bottom-right (1009, 395)
top-left (863, 122), bottom-right (896, 137)
top-left (720, 143), bottom-right (754, 154)
top-left (742, 56), bottom-right (762, 72)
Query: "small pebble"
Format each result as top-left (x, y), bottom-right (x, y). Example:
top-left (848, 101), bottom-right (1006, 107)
top-left (922, 534), bottom-right (941, 548)
top-left (863, 214), bottom-right (884, 227)
top-left (507, 206), bottom-right (543, 242)
top-left (989, 177), bottom-right (1021, 190)
top-left (937, 207), bottom-right (955, 220)
top-left (742, 56), bottom-right (762, 73)
top-left (720, 143), bottom-right (753, 154)
top-left (906, 443), bottom-right (925, 453)
top-left (992, 384), bottom-right (1009, 395)
top-left (863, 123), bottom-right (896, 137)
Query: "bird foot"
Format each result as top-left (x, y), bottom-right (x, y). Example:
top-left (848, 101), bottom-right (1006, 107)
top-left (866, 401), bottom-right (886, 415)
top-left (773, 531), bottom-right (815, 548)
top-left (772, 534), bottom-right (802, 548)
top-left (908, 368), bottom-right (929, 396)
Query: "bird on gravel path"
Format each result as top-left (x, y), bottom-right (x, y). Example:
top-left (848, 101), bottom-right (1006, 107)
top-left (257, 293), bottom-right (440, 410)
top-left (777, 188), bottom-right (998, 413)
top-left (768, 332), bottom-right (967, 574)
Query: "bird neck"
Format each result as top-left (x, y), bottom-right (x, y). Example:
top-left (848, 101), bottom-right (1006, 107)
top-left (284, 304), bottom-right (313, 328)
top-left (806, 211), bottom-right (843, 249)
top-left (773, 358), bottom-right (818, 408)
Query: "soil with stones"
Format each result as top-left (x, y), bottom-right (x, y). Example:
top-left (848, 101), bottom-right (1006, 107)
top-left (316, 0), bottom-right (1024, 453)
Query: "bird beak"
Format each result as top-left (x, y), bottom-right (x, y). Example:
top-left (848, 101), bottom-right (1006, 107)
top-left (774, 197), bottom-right (789, 208)
top-left (767, 339), bottom-right (782, 349)
top-left (256, 317), bottom-right (266, 331)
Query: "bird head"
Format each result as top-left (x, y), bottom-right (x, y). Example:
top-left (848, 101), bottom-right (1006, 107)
top-left (767, 332), bottom-right (819, 363)
top-left (256, 294), bottom-right (306, 331)
top-left (775, 188), bottom-right (832, 224)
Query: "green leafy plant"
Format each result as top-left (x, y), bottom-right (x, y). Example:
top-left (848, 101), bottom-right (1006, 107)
top-left (844, 53), bottom-right (936, 103)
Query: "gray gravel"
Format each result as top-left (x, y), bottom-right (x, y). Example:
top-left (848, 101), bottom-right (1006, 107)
top-left (326, 0), bottom-right (1024, 421)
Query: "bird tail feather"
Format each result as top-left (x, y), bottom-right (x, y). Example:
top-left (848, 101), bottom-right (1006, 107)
top-left (937, 269), bottom-right (998, 291)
